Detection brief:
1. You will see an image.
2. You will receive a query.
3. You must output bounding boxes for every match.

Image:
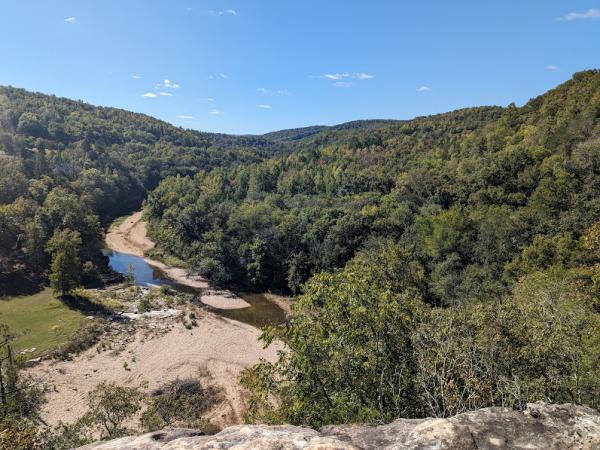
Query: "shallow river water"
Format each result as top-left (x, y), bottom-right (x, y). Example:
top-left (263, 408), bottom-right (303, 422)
top-left (103, 249), bottom-right (286, 328)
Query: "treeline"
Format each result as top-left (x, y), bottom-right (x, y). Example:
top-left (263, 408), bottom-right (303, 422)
top-left (0, 86), bottom-right (290, 293)
top-left (147, 70), bottom-right (600, 305)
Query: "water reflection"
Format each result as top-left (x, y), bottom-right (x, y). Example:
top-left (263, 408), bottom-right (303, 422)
top-left (102, 249), bottom-right (171, 287)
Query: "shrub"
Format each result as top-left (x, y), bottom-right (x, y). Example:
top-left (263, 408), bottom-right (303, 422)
top-left (140, 378), bottom-right (220, 433)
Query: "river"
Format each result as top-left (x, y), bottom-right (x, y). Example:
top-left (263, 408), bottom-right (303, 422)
top-left (103, 248), bottom-right (287, 328)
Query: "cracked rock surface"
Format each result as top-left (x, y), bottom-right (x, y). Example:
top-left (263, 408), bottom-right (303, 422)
top-left (78, 402), bottom-right (600, 449)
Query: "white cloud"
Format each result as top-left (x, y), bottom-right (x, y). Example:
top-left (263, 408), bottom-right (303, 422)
top-left (209, 73), bottom-right (228, 80)
top-left (210, 9), bottom-right (239, 16)
top-left (417, 85), bottom-right (431, 92)
top-left (334, 81), bottom-right (353, 88)
top-left (208, 109), bottom-right (222, 115)
top-left (559, 8), bottom-right (600, 21)
top-left (158, 92), bottom-right (172, 96)
top-left (131, 74), bottom-right (142, 79)
top-left (160, 79), bottom-right (180, 89)
top-left (258, 87), bottom-right (289, 95)
top-left (258, 104), bottom-right (272, 109)
top-left (64, 17), bottom-right (76, 24)
top-left (177, 115), bottom-right (194, 120)
top-left (322, 73), bottom-right (347, 80)
top-left (202, 97), bottom-right (215, 102)
top-left (142, 92), bottom-right (158, 98)
top-left (354, 72), bottom-right (374, 80)
top-left (320, 72), bottom-right (374, 81)
top-left (545, 65), bottom-right (559, 71)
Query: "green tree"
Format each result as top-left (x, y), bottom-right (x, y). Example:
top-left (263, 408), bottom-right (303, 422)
top-left (81, 382), bottom-right (142, 440)
top-left (0, 325), bottom-right (43, 449)
top-left (242, 262), bottom-right (424, 427)
top-left (46, 229), bottom-right (82, 296)
top-left (140, 378), bottom-right (217, 432)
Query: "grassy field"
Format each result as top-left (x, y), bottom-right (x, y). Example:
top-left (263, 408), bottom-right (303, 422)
top-left (0, 288), bottom-right (86, 355)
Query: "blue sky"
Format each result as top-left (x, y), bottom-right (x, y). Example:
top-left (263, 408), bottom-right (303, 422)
top-left (0, 1), bottom-right (599, 134)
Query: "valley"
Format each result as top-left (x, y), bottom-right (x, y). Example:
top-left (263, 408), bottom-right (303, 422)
top-left (1, 70), bottom-right (600, 448)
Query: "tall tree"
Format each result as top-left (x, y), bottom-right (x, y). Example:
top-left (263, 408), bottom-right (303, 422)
top-left (46, 229), bottom-right (82, 296)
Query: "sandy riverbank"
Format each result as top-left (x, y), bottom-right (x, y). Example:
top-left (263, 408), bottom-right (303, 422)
top-left (28, 306), bottom-right (283, 428)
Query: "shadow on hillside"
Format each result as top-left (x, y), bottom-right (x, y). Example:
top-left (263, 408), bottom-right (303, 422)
top-left (0, 274), bottom-right (44, 298)
top-left (59, 294), bottom-right (114, 316)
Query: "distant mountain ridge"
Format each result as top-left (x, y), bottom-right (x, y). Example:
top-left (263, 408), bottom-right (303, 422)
top-left (0, 85), bottom-right (469, 144)
top-left (262, 120), bottom-right (401, 142)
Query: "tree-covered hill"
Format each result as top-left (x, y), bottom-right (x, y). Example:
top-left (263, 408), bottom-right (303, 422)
top-left (2, 70), bottom-right (600, 300)
top-left (143, 71), bottom-right (600, 426)
top-left (3, 71), bottom-right (600, 441)
top-left (262, 119), bottom-right (400, 142)
top-left (0, 86), bottom-right (291, 292)
top-left (146, 70), bottom-right (600, 304)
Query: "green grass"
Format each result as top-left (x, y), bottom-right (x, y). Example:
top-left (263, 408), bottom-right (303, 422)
top-left (0, 288), bottom-right (86, 355)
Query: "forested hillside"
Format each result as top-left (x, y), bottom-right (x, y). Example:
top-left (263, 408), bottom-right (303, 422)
top-left (147, 71), bottom-right (600, 303)
top-left (0, 86), bottom-right (292, 293)
top-left (142, 70), bottom-right (600, 426)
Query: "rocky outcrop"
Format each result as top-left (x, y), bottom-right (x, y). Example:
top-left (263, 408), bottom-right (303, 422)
top-left (78, 402), bottom-right (600, 449)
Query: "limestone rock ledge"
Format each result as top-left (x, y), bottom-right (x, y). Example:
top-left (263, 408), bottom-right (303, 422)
top-left (77, 402), bottom-right (600, 449)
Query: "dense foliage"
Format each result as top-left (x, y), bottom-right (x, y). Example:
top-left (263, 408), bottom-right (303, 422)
top-left (0, 86), bottom-right (290, 293)
top-left (147, 71), bottom-right (600, 304)
top-left (241, 254), bottom-right (600, 426)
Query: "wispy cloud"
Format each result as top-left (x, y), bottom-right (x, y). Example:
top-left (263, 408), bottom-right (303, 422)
top-left (158, 92), bottom-right (172, 97)
top-left (258, 104), bottom-right (272, 109)
top-left (559, 8), bottom-right (600, 21)
top-left (208, 109), bottom-right (222, 115)
top-left (317, 72), bottom-right (374, 87)
top-left (209, 73), bottom-right (228, 80)
top-left (177, 115), bottom-right (194, 120)
top-left (258, 87), bottom-right (289, 95)
top-left (142, 92), bottom-right (158, 98)
top-left (416, 85), bottom-right (432, 92)
top-left (320, 72), bottom-right (374, 81)
top-left (354, 72), bottom-right (374, 80)
top-left (131, 74), bottom-right (142, 79)
top-left (210, 9), bottom-right (239, 16)
top-left (64, 17), bottom-right (76, 24)
top-left (545, 65), bottom-right (559, 71)
top-left (202, 97), bottom-right (215, 102)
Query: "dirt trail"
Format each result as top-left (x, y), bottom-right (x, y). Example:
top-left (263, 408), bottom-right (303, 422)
top-left (105, 211), bottom-right (250, 308)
